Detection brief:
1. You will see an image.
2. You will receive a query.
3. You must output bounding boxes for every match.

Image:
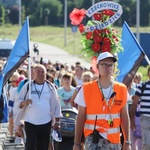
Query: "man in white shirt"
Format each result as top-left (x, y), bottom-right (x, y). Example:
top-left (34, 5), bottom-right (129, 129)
top-left (18, 64), bottom-right (62, 150)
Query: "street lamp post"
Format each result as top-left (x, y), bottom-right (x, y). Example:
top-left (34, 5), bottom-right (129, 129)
top-left (18, 0), bottom-right (21, 29)
top-left (92, 0), bottom-right (95, 20)
top-left (64, 0), bottom-right (67, 47)
top-left (92, 0), bottom-right (95, 5)
top-left (136, 0), bottom-right (140, 42)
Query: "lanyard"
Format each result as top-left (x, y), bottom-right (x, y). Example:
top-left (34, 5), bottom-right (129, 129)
top-left (97, 80), bottom-right (114, 101)
top-left (97, 80), bottom-right (116, 127)
top-left (33, 82), bottom-right (45, 99)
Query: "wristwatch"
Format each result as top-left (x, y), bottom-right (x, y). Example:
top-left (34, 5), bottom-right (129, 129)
top-left (125, 140), bottom-right (131, 145)
top-left (55, 121), bottom-right (60, 125)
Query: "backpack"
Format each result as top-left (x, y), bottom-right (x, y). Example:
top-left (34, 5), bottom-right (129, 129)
top-left (17, 78), bottom-right (29, 93)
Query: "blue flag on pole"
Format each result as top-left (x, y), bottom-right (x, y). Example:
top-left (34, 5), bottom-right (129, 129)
top-left (0, 17), bottom-right (30, 123)
top-left (117, 21), bottom-right (145, 87)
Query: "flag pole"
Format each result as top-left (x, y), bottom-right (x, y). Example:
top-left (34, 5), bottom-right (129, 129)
top-left (26, 16), bottom-right (32, 100)
top-left (144, 55), bottom-right (150, 66)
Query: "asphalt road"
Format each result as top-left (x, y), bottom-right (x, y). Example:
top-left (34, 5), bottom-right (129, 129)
top-left (30, 42), bottom-right (91, 69)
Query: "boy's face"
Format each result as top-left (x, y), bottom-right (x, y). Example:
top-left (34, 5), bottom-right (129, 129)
top-left (62, 77), bottom-right (72, 86)
top-left (97, 58), bottom-right (115, 77)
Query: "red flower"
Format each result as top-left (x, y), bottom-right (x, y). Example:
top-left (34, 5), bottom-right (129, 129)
top-left (103, 37), bottom-right (111, 45)
top-left (78, 24), bottom-right (85, 33)
top-left (112, 35), bottom-right (117, 39)
top-left (102, 10), bottom-right (115, 16)
top-left (112, 28), bottom-right (119, 34)
top-left (93, 13), bottom-right (102, 21)
top-left (101, 45), bottom-right (111, 52)
top-left (92, 43), bottom-right (101, 52)
top-left (103, 28), bottom-right (110, 34)
top-left (93, 29), bottom-right (102, 35)
top-left (93, 35), bottom-right (102, 43)
top-left (115, 37), bottom-right (119, 43)
top-left (69, 7), bottom-right (122, 57)
top-left (69, 8), bottom-right (86, 25)
top-left (86, 32), bottom-right (93, 40)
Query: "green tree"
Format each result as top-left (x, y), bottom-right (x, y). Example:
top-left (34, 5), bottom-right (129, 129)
top-left (40, 0), bottom-right (63, 25)
top-left (21, 6), bottom-right (26, 24)
top-left (8, 5), bottom-right (19, 24)
top-left (22, 0), bottom-right (39, 16)
top-left (120, 0), bottom-right (150, 26)
top-left (21, 0), bottom-right (149, 26)
top-left (0, 4), bottom-right (5, 26)
top-left (5, 8), bottom-right (10, 24)
top-left (119, 0), bottom-right (136, 26)
top-left (140, 0), bottom-right (150, 26)
top-left (43, 8), bottom-right (50, 25)
top-left (22, 0), bottom-right (62, 26)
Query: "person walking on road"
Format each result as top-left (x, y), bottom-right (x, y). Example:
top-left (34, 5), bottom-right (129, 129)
top-left (57, 72), bottom-right (75, 109)
top-left (7, 72), bottom-right (20, 142)
top-left (18, 64), bottom-right (62, 150)
top-left (130, 67), bottom-right (150, 150)
top-left (73, 52), bottom-right (131, 150)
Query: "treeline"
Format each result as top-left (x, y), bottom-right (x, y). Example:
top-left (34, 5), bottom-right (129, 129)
top-left (0, 0), bottom-right (149, 27)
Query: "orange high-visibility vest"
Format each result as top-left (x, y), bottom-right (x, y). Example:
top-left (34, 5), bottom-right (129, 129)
top-left (83, 80), bottom-right (127, 144)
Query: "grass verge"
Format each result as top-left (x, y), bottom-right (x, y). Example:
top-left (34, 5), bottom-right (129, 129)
top-left (0, 25), bottom-right (150, 81)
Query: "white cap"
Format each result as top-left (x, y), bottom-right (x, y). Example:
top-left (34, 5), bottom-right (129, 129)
top-left (22, 65), bottom-right (27, 70)
top-left (96, 52), bottom-right (117, 64)
top-left (43, 58), bottom-right (48, 64)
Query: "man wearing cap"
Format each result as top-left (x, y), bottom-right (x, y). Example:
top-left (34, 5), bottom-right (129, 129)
top-left (73, 52), bottom-right (131, 150)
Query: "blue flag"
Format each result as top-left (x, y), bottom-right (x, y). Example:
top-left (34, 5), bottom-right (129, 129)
top-left (117, 21), bottom-right (145, 87)
top-left (0, 17), bottom-right (30, 123)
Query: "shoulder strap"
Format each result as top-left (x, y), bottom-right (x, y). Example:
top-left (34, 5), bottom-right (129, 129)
top-left (8, 84), bottom-right (11, 91)
top-left (45, 79), bottom-right (51, 84)
top-left (24, 79), bottom-right (28, 84)
top-left (141, 82), bottom-right (147, 95)
top-left (7, 84), bottom-right (11, 97)
top-left (24, 82), bottom-right (29, 100)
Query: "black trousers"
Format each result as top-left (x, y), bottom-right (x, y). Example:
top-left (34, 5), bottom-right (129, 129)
top-left (25, 121), bottom-right (52, 150)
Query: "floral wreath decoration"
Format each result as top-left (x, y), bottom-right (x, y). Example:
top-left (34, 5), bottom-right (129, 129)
top-left (69, 1), bottom-right (123, 75)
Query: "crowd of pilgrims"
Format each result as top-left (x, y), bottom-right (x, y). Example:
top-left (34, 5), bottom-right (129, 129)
top-left (0, 56), bottom-right (143, 150)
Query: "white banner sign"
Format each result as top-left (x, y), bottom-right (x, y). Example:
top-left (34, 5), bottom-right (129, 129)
top-left (84, 1), bottom-right (123, 32)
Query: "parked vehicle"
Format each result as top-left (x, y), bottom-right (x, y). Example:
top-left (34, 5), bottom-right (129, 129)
top-left (0, 39), bottom-right (14, 57)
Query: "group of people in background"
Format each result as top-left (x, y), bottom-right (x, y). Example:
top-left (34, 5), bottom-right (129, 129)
top-left (0, 52), bottom-right (150, 150)
top-left (0, 55), bottom-right (97, 150)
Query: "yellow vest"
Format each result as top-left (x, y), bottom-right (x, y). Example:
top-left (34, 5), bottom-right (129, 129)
top-left (83, 80), bottom-right (127, 144)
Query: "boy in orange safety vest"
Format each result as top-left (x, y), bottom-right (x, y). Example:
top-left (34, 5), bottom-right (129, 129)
top-left (73, 52), bottom-right (131, 150)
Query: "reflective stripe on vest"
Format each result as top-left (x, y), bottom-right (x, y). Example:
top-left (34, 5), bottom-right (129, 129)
top-left (86, 114), bottom-right (120, 120)
top-left (84, 123), bottom-right (120, 134)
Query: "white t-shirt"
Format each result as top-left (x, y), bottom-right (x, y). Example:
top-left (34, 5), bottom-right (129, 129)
top-left (75, 76), bottom-right (83, 85)
top-left (8, 85), bottom-right (17, 113)
top-left (74, 86), bottom-right (129, 107)
top-left (23, 82), bottom-right (51, 125)
top-left (10, 88), bottom-right (19, 117)
top-left (7, 84), bottom-right (16, 100)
